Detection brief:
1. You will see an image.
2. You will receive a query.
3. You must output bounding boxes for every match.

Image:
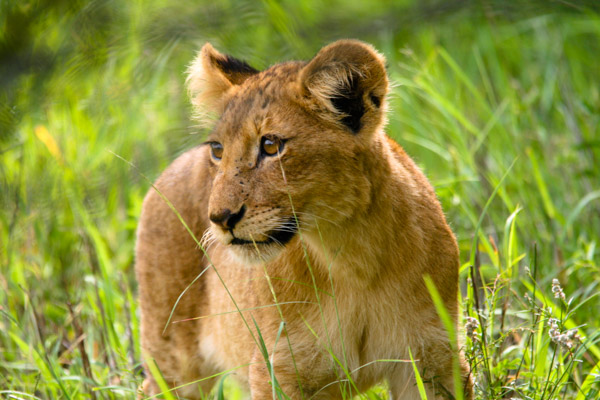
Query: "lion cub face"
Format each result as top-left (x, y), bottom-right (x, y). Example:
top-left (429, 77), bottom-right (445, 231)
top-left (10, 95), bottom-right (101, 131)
top-left (188, 41), bottom-right (389, 263)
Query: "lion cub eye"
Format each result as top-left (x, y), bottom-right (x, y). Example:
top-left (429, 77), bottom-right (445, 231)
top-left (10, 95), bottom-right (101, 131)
top-left (209, 142), bottom-right (223, 160)
top-left (260, 135), bottom-right (284, 157)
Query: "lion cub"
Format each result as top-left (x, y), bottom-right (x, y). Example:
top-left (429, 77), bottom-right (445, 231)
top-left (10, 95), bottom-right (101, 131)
top-left (136, 40), bottom-right (472, 399)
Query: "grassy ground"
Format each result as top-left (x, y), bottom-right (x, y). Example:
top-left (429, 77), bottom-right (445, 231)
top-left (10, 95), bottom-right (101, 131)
top-left (1, 1), bottom-right (599, 399)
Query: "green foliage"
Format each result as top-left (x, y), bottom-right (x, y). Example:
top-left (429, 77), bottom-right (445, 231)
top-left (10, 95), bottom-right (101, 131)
top-left (1, 1), bottom-right (599, 398)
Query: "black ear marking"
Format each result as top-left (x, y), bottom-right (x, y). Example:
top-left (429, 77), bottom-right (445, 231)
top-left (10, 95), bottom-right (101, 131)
top-left (330, 74), bottom-right (365, 134)
top-left (214, 54), bottom-right (259, 76)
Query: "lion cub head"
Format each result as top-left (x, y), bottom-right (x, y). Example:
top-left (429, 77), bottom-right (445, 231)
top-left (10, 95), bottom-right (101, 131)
top-left (187, 40), bottom-right (389, 263)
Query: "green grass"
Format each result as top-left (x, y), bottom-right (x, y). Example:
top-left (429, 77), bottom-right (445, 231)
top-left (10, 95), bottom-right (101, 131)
top-left (1, 1), bottom-right (599, 399)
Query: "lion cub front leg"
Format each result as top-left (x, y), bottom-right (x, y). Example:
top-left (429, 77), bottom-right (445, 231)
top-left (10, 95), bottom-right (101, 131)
top-left (249, 348), bottom-right (335, 400)
top-left (248, 349), bottom-right (305, 400)
top-left (389, 339), bottom-right (472, 400)
top-left (248, 345), bottom-right (343, 400)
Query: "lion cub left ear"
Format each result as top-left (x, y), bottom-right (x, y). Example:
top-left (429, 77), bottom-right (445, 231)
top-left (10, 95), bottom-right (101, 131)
top-left (187, 43), bottom-right (259, 117)
top-left (300, 40), bottom-right (388, 134)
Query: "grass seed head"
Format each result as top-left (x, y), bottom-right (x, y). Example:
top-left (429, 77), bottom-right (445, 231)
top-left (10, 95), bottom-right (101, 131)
top-left (551, 278), bottom-right (566, 301)
top-left (548, 318), bottom-right (581, 349)
top-left (465, 316), bottom-right (480, 342)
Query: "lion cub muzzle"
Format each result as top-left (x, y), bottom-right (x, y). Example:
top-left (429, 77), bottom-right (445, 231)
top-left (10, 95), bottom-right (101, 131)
top-left (209, 204), bottom-right (298, 246)
top-left (208, 199), bottom-right (299, 262)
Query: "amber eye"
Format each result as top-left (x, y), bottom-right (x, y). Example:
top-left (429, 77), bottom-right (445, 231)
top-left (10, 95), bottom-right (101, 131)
top-left (209, 142), bottom-right (223, 160)
top-left (260, 136), bottom-right (284, 157)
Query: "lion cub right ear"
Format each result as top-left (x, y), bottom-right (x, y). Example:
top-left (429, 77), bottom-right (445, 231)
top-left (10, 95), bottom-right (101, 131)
top-left (187, 43), bottom-right (259, 117)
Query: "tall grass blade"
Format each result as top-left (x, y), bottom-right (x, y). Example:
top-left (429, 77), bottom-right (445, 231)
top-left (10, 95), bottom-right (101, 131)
top-left (423, 275), bottom-right (464, 400)
top-left (408, 347), bottom-right (429, 400)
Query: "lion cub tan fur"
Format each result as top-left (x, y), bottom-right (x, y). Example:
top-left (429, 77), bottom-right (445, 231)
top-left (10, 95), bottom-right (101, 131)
top-left (136, 40), bottom-right (472, 399)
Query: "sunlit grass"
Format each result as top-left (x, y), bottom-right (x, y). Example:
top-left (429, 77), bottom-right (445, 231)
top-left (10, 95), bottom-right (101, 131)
top-left (1, 1), bottom-right (599, 399)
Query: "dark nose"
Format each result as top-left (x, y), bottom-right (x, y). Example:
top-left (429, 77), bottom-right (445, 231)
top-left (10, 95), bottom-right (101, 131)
top-left (209, 205), bottom-right (246, 230)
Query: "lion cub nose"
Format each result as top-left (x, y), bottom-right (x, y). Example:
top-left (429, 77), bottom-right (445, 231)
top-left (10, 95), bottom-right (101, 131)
top-left (209, 205), bottom-right (246, 230)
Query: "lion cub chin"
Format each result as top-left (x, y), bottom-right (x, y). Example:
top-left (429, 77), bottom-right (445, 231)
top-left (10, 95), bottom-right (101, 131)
top-left (135, 39), bottom-right (473, 399)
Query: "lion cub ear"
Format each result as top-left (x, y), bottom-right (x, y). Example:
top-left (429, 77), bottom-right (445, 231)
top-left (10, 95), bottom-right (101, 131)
top-left (187, 43), bottom-right (259, 117)
top-left (300, 40), bottom-right (388, 134)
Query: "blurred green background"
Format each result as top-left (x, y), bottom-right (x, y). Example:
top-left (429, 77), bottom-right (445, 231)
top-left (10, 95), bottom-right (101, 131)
top-left (1, 0), bottom-right (599, 398)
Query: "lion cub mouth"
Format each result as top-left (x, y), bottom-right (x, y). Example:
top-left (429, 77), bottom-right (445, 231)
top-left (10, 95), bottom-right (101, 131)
top-left (229, 217), bottom-right (298, 247)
